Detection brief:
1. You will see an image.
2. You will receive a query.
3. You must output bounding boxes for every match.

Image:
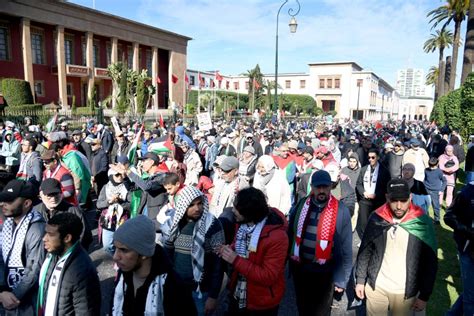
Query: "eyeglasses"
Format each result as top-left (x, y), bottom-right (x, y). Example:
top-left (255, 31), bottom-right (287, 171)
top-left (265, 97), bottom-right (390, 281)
top-left (222, 169), bottom-right (233, 174)
top-left (368, 156), bottom-right (377, 160)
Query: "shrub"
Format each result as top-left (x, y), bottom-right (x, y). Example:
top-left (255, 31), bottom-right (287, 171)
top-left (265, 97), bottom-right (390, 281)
top-left (460, 73), bottom-right (474, 140)
top-left (4, 104), bottom-right (43, 112)
top-left (1, 79), bottom-right (34, 107)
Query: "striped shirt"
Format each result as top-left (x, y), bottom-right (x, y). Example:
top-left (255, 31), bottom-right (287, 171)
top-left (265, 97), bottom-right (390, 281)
top-left (300, 205), bottom-right (323, 262)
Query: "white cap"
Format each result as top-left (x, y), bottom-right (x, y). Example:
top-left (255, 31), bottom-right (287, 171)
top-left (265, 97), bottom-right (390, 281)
top-left (220, 137), bottom-right (230, 145)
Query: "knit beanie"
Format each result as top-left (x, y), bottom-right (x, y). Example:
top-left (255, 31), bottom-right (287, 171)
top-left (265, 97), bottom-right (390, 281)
top-left (113, 215), bottom-right (156, 257)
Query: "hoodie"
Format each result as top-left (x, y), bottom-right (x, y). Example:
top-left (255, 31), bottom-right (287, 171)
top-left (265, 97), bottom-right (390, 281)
top-left (341, 153), bottom-right (361, 189)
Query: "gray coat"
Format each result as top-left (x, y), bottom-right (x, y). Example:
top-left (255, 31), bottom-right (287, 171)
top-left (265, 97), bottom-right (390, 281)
top-left (0, 211), bottom-right (46, 315)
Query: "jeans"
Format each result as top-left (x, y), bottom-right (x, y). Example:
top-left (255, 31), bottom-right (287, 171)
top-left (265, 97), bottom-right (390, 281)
top-left (446, 251), bottom-right (474, 316)
top-left (192, 290), bottom-right (209, 316)
top-left (427, 189), bottom-right (441, 221)
top-left (102, 228), bottom-right (115, 256)
top-left (466, 171), bottom-right (474, 184)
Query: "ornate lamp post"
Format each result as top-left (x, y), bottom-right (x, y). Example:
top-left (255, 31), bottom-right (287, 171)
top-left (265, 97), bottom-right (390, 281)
top-left (274, 0), bottom-right (300, 111)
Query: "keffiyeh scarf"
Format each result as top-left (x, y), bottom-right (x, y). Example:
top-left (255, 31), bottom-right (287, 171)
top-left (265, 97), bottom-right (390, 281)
top-left (363, 163), bottom-right (379, 195)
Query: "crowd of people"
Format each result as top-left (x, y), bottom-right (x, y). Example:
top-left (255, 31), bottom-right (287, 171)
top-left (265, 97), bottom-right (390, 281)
top-left (0, 114), bottom-right (472, 316)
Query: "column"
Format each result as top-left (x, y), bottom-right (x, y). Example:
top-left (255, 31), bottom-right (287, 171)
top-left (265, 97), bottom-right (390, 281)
top-left (56, 26), bottom-right (68, 108)
top-left (111, 37), bottom-right (118, 108)
top-left (152, 47), bottom-right (159, 109)
top-left (132, 42), bottom-right (139, 72)
top-left (21, 18), bottom-right (35, 102)
top-left (85, 32), bottom-right (95, 101)
top-left (169, 50), bottom-right (186, 108)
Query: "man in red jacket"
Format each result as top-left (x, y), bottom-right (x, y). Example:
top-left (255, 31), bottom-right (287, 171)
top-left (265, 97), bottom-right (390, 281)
top-left (218, 187), bottom-right (288, 315)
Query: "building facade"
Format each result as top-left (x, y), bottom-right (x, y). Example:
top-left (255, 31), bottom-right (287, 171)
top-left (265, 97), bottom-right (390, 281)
top-left (396, 68), bottom-right (434, 120)
top-left (187, 62), bottom-right (401, 120)
top-left (0, 0), bottom-right (190, 109)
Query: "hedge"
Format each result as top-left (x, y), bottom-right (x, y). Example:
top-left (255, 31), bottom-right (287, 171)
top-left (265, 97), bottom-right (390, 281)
top-left (460, 73), bottom-right (474, 139)
top-left (4, 104), bottom-right (43, 112)
top-left (1, 79), bottom-right (34, 107)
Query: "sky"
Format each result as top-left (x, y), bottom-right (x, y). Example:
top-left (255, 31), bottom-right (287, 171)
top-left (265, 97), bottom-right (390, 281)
top-left (69, 0), bottom-right (465, 88)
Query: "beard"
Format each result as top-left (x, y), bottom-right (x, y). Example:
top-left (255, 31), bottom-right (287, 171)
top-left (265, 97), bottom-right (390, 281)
top-left (4, 203), bottom-right (25, 218)
top-left (50, 240), bottom-right (66, 256)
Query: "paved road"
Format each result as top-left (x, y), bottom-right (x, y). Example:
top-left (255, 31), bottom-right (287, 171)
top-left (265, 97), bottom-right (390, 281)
top-left (87, 210), bottom-right (365, 316)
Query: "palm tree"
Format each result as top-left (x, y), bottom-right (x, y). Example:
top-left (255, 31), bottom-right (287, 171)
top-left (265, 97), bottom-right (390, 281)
top-left (426, 66), bottom-right (439, 86)
top-left (428, 0), bottom-right (469, 92)
top-left (244, 64), bottom-right (263, 112)
top-left (423, 29), bottom-right (453, 98)
top-left (461, 0), bottom-right (474, 83)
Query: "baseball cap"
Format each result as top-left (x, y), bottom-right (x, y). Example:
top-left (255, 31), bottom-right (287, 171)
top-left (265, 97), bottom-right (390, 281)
top-left (138, 152), bottom-right (160, 164)
top-left (40, 178), bottom-right (62, 195)
top-left (213, 155), bottom-right (226, 167)
top-left (72, 130), bottom-right (82, 136)
top-left (220, 156), bottom-right (239, 172)
top-left (288, 140), bottom-right (298, 150)
top-left (117, 155), bottom-right (130, 165)
top-left (0, 179), bottom-right (38, 202)
top-left (386, 179), bottom-right (410, 200)
top-left (311, 170), bottom-right (332, 187)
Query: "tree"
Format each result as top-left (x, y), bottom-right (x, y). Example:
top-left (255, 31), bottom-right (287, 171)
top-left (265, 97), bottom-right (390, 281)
top-left (461, 0), bottom-right (474, 84)
top-left (423, 28), bottom-right (453, 98)
top-left (426, 66), bottom-right (439, 86)
top-left (244, 64), bottom-right (263, 112)
top-left (428, 0), bottom-right (469, 92)
top-left (460, 73), bottom-right (474, 139)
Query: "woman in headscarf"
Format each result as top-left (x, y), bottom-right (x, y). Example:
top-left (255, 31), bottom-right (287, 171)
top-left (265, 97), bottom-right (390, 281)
top-left (439, 145), bottom-right (459, 208)
top-left (253, 155), bottom-right (292, 216)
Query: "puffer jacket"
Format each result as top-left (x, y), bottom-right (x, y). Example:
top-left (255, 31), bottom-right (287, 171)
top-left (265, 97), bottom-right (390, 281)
top-left (0, 131), bottom-right (20, 166)
top-left (40, 244), bottom-right (101, 315)
top-left (229, 209), bottom-right (289, 310)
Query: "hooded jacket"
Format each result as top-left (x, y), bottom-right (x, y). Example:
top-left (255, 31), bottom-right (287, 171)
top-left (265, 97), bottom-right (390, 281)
top-left (383, 148), bottom-right (405, 179)
top-left (0, 130), bottom-right (20, 166)
top-left (228, 209), bottom-right (289, 310)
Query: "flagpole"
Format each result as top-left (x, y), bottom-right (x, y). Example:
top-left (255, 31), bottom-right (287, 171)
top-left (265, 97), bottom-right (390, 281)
top-left (197, 72), bottom-right (201, 114)
top-left (183, 70), bottom-right (186, 121)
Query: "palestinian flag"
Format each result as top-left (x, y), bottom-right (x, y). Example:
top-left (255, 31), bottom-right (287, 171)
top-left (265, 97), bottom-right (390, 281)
top-left (46, 113), bottom-right (58, 132)
top-left (127, 123), bottom-right (144, 164)
top-left (374, 203), bottom-right (437, 253)
top-left (147, 137), bottom-right (173, 155)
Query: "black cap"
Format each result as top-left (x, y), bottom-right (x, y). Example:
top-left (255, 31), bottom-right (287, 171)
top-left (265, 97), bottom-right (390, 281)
top-left (311, 170), bottom-right (332, 187)
top-left (0, 179), bottom-right (38, 202)
top-left (138, 152), bottom-right (160, 164)
top-left (40, 178), bottom-right (62, 195)
top-left (386, 179), bottom-right (410, 200)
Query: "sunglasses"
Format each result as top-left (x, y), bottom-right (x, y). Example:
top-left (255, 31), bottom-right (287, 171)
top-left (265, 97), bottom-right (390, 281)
top-left (368, 156), bottom-right (377, 160)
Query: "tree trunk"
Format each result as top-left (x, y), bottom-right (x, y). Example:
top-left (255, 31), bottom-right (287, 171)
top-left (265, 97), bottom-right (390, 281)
top-left (439, 59), bottom-right (446, 97)
top-left (449, 21), bottom-right (462, 91)
top-left (446, 56), bottom-right (452, 91)
top-left (461, 0), bottom-right (474, 84)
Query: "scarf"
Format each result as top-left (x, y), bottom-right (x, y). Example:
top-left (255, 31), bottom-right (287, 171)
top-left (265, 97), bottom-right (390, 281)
top-left (291, 195), bottom-right (339, 264)
top-left (166, 186), bottom-right (224, 295)
top-left (16, 152), bottom-right (33, 180)
top-left (234, 217), bottom-right (267, 308)
top-left (103, 181), bottom-right (130, 230)
top-left (37, 241), bottom-right (79, 316)
top-left (363, 163), bottom-right (379, 195)
top-left (2, 211), bottom-right (39, 289)
top-left (112, 273), bottom-right (166, 316)
top-left (254, 169), bottom-right (275, 196)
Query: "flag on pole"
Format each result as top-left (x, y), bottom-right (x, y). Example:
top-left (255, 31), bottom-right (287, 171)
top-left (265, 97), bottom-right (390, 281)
top-left (127, 123), bottom-right (144, 219)
top-left (159, 113), bottom-right (164, 128)
top-left (253, 78), bottom-right (261, 90)
top-left (156, 76), bottom-right (162, 84)
top-left (215, 71), bottom-right (223, 81)
top-left (171, 74), bottom-right (178, 84)
top-left (46, 113), bottom-right (58, 132)
top-left (127, 123), bottom-right (144, 164)
top-left (147, 138), bottom-right (173, 154)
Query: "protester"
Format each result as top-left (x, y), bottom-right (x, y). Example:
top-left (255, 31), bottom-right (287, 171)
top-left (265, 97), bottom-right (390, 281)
top-left (210, 156), bottom-right (242, 217)
top-left (16, 137), bottom-right (42, 182)
top-left (218, 187), bottom-right (288, 315)
top-left (341, 153), bottom-right (361, 189)
top-left (0, 179), bottom-right (45, 315)
top-left (90, 137), bottom-right (109, 196)
top-left (382, 140), bottom-right (405, 179)
top-left (424, 157), bottom-right (447, 224)
top-left (38, 213), bottom-right (101, 315)
top-left (164, 186), bottom-right (225, 316)
top-left (112, 215), bottom-right (195, 315)
top-left (402, 139), bottom-right (429, 182)
top-left (355, 179), bottom-right (437, 316)
top-left (238, 146), bottom-right (257, 188)
top-left (289, 170), bottom-right (352, 315)
top-left (111, 130), bottom-right (131, 164)
top-left (439, 145), bottom-right (460, 208)
top-left (41, 149), bottom-right (77, 206)
top-left (401, 163), bottom-right (431, 213)
top-left (180, 140), bottom-right (203, 186)
top-left (0, 130), bottom-right (20, 172)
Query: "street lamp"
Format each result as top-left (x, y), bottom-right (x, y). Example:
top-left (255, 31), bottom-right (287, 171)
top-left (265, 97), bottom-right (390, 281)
top-left (274, 0), bottom-right (300, 112)
top-left (356, 80), bottom-right (362, 120)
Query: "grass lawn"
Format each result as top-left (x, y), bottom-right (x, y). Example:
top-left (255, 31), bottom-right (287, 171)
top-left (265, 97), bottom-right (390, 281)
top-left (427, 167), bottom-right (466, 315)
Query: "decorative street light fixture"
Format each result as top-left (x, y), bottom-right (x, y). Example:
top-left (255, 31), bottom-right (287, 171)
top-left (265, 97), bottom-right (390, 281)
top-left (274, 0), bottom-right (300, 112)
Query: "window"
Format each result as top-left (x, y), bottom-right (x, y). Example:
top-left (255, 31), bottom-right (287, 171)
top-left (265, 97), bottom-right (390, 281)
top-left (190, 75), bottom-right (195, 86)
top-left (67, 83), bottom-right (73, 97)
top-left (65, 38), bottom-right (73, 64)
top-left (31, 31), bottom-right (45, 64)
top-left (245, 81), bottom-right (249, 90)
top-left (335, 78), bottom-right (340, 89)
top-left (106, 43), bottom-right (112, 65)
top-left (82, 41), bottom-right (86, 65)
top-left (146, 49), bottom-right (152, 77)
top-left (0, 24), bottom-right (10, 60)
top-left (34, 81), bottom-right (44, 97)
top-left (234, 82), bottom-right (239, 90)
top-left (319, 79), bottom-right (325, 89)
top-left (300, 80), bottom-right (306, 89)
top-left (93, 43), bottom-right (99, 67)
top-left (327, 79), bottom-right (333, 89)
top-left (127, 46), bottom-right (133, 68)
top-left (285, 80), bottom-right (291, 89)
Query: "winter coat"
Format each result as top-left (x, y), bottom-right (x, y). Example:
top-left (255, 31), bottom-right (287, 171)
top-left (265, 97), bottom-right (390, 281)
top-left (40, 244), bottom-right (101, 315)
top-left (111, 140), bottom-right (132, 164)
top-left (402, 148), bottom-right (430, 182)
top-left (341, 166), bottom-right (361, 190)
top-left (253, 169), bottom-right (292, 216)
top-left (91, 148), bottom-right (109, 176)
top-left (0, 212), bottom-right (45, 315)
top-left (382, 149), bottom-right (405, 179)
top-left (20, 151), bottom-right (43, 182)
top-left (356, 163), bottom-right (391, 209)
top-left (99, 129), bottom-right (114, 154)
top-left (229, 209), bottom-right (289, 310)
top-left (183, 150), bottom-right (203, 186)
top-left (0, 131), bottom-right (20, 166)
